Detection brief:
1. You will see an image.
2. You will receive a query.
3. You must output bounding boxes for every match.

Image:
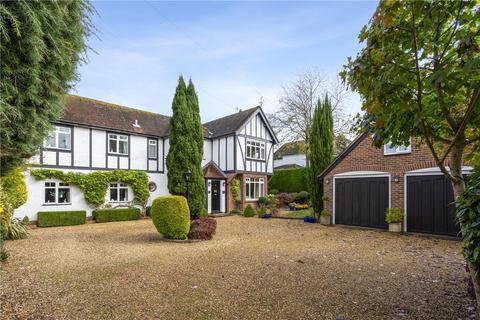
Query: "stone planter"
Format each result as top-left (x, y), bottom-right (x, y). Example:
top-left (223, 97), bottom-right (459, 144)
top-left (320, 215), bottom-right (331, 225)
top-left (388, 223), bottom-right (402, 233)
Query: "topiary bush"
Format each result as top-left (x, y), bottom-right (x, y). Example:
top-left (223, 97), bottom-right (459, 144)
top-left (294, 191), bottom-right (310, 204)
top-left (93, 208), bottom-right (142, 223)
top-left (151, 196), bottom-right (190, 240)
top-left (37, 211), bottom-right (86, 227)
top-left (257, 196), bottom-right (269, 207)
top-left (188, 217), bottom-right (217, 240)
top-left (268, 168), bottom-right (308, 193)
top-left (243, 204), bottom-right (256, 217)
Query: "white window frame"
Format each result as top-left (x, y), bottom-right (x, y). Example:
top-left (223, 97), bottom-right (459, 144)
top-left (44, 181), bottom-right (71, 205)
top-left (384, 140), bottom-right (411, 155)
top-left (109, 183), bottom-right (129, 202)
top-left (148, 139), bottom-right (158, 159)
top-left (245, 177), bottom-right (265, 200)
top-left (44, 126), bottom-right (71, 150)
top-left (108, 133), bottom-right (129, 155)
top-left (246, 139), bottom-right (266, 161)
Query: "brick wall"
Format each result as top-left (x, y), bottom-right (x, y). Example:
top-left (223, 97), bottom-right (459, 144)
top-left (322, 135), bottom-right (444, 213)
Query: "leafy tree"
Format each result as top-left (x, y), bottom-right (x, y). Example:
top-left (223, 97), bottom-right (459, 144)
top-left (309, 95), bottom-right (334, 218)
top-left (342, 0), bottom-right (479, 304)
top-left (0, 0), bottom-right (93, 176)
top-left (167, 77), bottom-right (205, 218)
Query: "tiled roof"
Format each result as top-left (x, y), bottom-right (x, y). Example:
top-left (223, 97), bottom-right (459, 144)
top-left (203, 107), bottom-right (259, 138)
top-left (60, 95), bottom-right (170, 137)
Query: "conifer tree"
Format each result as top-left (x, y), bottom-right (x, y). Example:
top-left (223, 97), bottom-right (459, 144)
top-left (167, 77), bottom-right (206, 218)
top-left (185, 79), bottom-right (206, 217)
top-left (0, 0), bottom-right (92, 175)
top-left (309, 94), bottom-right (334, 217)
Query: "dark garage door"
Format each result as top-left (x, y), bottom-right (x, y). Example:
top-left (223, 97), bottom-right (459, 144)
top-left (335, 177), bottom-right (389, 229)
top-left (406, 175), bottom-right (460, 237)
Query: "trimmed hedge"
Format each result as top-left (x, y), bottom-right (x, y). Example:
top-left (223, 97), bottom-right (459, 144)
top-left (268, 168), bottom-right (308, 193)
top-left (37, 211), bottom-right (86, 227)
top-left (93, 208), bottom-right (142, 223)
top-left (151, 196), bottom-right (190, 240)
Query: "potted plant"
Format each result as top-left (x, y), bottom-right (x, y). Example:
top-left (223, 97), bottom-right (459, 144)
top-left (320, 209), bottom-right (331, 225)
top-left (258, 207), bottom-right (272, 219)
top-left (303, 215), bottom-right (316, 223)
top-left (386, 208), bottom-right (404, 233)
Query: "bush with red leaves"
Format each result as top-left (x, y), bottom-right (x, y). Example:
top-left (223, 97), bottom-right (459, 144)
top-left (188, 217), bottom-right (217, 240)
top-left (275, 192), bottom-right (293, 206)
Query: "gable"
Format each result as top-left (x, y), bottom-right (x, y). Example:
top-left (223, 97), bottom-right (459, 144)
top-left (237, 108), bottom-right (279, 143)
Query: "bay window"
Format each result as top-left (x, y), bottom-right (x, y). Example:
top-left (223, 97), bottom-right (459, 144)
top-left (245, 178), bottom-right (264, 200)
top-left (44, 182), bottom-right (70, 204)
top-left (108, 133), bottom-right (129, 155)
top-left (246, 140), bottom-right (265, 160)
top-left (44, 126), bottom-right (71, 150)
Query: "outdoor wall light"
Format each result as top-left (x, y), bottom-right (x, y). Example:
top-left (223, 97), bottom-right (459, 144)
top-left (393, 175), bottom-right (400, 183)
top-left (325, 178), bottom-right (330, 184)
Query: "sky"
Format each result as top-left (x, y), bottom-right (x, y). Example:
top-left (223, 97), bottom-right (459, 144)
top-left (74, 1), bottom-right (378, 122)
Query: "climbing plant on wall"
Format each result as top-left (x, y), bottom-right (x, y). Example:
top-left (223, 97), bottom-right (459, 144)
top-left (30, 169), bottom-right (149, 207)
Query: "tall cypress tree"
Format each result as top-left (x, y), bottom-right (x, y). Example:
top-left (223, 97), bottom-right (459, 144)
top-left (309, 94), bottom-right (334, 217)
top-left (186, 79), bottom-right (206, 217)
top-left (166, 76), bottom-right (206, 218)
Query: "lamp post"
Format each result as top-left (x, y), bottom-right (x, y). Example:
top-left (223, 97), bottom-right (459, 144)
top-left (184, 169), bottom-right (192, 215)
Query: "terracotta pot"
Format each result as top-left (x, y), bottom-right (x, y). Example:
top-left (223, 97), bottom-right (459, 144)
top-left (388, 223), bottom-right (402, 233)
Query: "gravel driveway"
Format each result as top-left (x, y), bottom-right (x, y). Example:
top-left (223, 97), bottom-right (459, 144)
top-left (0, 216), bottom-right (475, 320)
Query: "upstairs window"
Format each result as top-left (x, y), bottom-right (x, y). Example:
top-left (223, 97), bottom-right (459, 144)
top-left (109, 183), bottom-right (129, 202)
top-left (384, 141), bottom-right (411, 155)
top-left (108, 133), bottom-right (128, 155)
top-left (44, 182), bottom-right (70, 204)
top-left (245, 178), bottom-right (264, 200)
top-left (148, 139), bottom-right (158, 159)
top-left (44, 126), bottom-right (71, 150)
top-left (246, 140), bottom-right (265, 160)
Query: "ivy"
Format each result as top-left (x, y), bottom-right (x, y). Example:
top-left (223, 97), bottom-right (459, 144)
top-left (30, 169), bottom-right (149, 207)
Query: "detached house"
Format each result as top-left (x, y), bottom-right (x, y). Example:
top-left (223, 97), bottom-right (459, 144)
top-left (14, 95), bottom-right (278, 221)
top-left (319, 133), bottom-right (471, 237)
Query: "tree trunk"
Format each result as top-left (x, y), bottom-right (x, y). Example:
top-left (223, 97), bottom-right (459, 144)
top-left (449, 141), bottom-right (480, 310)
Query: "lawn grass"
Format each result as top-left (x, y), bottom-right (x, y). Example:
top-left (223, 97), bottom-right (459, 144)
top-left (285, 208), bottom-right (313, 219)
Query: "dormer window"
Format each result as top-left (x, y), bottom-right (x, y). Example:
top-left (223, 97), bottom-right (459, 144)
top-left (44, 126), bottom-right (71, 150)
top-left (384, 140), bottom-right (411, 155)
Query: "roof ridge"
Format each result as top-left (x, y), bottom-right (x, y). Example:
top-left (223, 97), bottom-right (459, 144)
top-left (66, 94), bottom-right (170, 119)
top-left (203, 106), bottom-right (259, 125)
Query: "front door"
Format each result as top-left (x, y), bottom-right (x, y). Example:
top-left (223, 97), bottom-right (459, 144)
top-left (211, 180), bottom-right (221, 212)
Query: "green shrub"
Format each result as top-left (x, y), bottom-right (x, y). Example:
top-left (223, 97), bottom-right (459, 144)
top-left (4, 219), bottom-right (29, 240)
top-left (320, 209), bottom-right (331, 217)
top-left (243, 204), bottom-right (256, 217)
top-left (38, 211), bottom-right (86, 227)
top-left (0, 167), bottom-right (27, 209)
top-left (22, 216), bottom-right (30, 226)
top-left (294, 191), bottom-right (310, 204)
top-left (269, 189), bottom-right (279, 195)
top-left (257, 196), bottom-right (269, 207)
top-left (385, 208), bottom-right (404, 224)
top-left (151, 196), bottom-right (190, 240)
top-left (230, 209), bottom-right (241, 215)
top-left (93, 208), bottom-right (141, 223)
top-left (268, 168), bottom-right (308, 193)
top-left (457, 165), bottom-right (480, 270)
top-left (199, 207), bottom-right (208, 218)
top-left (257, 207), bottom-right (268, 216)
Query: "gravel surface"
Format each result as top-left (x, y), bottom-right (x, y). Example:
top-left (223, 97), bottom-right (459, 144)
top-left (0, 216), bottom-right (475, 320)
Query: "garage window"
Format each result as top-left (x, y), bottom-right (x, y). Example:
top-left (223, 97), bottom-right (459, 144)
top-left (384, 141), bottom-right (411, 155)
